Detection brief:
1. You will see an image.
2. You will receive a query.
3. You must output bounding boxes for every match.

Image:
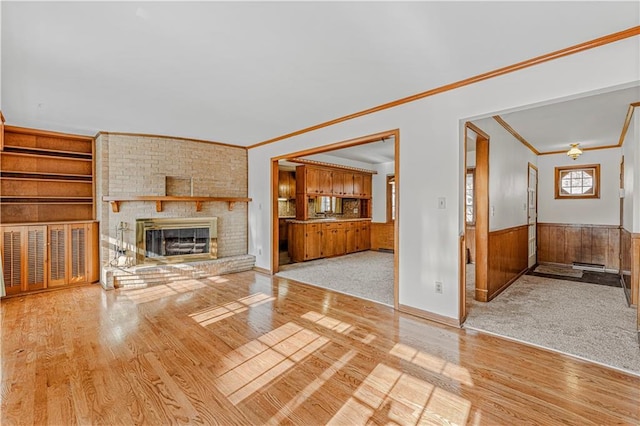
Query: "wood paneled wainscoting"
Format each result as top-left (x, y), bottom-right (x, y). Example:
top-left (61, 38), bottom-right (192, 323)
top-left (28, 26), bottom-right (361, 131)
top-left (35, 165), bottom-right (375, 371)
top-left (476, 224), bottom-right (528, 302)
top-left (621, 228), bottom-right (639, 306)
top-left (538, 223), bottom-right (620, 272)
top-left (370, 222), bottom-right (394, 251)
top-left (465, 225), bottom-right (475, 263)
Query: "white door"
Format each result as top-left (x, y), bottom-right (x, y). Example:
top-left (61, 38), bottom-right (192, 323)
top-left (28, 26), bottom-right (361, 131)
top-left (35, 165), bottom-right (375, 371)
top-left (528, 165), bottom-right (538, 268)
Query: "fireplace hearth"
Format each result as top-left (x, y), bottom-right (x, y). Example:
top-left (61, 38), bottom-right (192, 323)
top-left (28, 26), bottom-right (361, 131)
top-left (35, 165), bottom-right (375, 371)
top-left (136, 217), bottom-right (218, 264)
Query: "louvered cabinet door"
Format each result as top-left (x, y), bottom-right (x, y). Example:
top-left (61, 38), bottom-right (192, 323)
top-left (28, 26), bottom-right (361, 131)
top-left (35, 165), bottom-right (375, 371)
top-left (26, 226), bottom-right (47, 291)
top-left (68, 223), bottom-right (88, 284)
top-left (1, 226), bottom-right (26, 295)
top-left (48, 225), bottom-right (67, 287)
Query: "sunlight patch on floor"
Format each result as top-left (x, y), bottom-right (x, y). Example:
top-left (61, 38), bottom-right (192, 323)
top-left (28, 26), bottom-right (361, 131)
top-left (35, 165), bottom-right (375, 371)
top-left (390, 342), bottom-right (474, 386)
top-left (214, 322), bottom-right (330, 405)
top-left (189, 292), bottom-right (275, 326)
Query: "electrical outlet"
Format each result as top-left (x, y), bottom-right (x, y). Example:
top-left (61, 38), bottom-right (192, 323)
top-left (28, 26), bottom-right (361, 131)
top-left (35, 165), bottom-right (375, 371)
top-left (258, 248), bottom-right (262, 255)
top-left (435, 281), bottom-right (443, 294)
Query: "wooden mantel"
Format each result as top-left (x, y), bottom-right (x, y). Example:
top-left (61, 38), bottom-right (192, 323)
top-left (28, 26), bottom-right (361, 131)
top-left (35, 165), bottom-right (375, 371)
top-left (102, 196), bottom-right (252, 213)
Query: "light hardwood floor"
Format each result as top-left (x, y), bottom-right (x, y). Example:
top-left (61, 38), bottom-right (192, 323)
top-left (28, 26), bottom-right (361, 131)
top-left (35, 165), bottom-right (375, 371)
top-left (2, 270), bottom-right (639, 425)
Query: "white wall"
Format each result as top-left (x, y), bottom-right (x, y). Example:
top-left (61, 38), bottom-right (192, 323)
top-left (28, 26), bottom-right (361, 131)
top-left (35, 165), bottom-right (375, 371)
top-left (472, 117), bottom-right (537, 231)
top-left (538, 148), bottom-right (621, 226)
top-left (622, 110), bottom-right (640, 232)
top-left (372, 161), bottom-right (395, 222)
top-left (248, 36), bottom-right (639, 321)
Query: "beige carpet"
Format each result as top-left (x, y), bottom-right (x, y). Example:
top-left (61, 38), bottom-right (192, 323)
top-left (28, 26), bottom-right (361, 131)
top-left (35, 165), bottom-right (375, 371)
top-left (276, 251), bottom-right (394, 306)
top-left (465, 266), bottom-right (640, 375)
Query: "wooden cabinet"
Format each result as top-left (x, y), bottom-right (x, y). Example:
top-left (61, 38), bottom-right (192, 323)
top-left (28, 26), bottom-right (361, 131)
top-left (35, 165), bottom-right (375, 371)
top-left (333, 172), bottom-right (357, 197)
top-left (355, 221), bottom-right (371, 251)
top-left (278, 170), bottom-right (296, 200)
top-left (297, 165), bottom-right (371, 198)
top-left (289, 222), bottom-right (323, 262)
top-left (346, 222), bottom-right (357, 253)
top-left (362, 175), bottom-right (372, 198)
top-left (289, 220), bottom-right (370, 262)
top-left (0, 126), bottom-right (95, 224)
top-left (352, 173), bottom-right (372, 198)
top-left (1, 225), bottom-right (46, 295)
top-left (323, 222), bottom-right (347, 257)
top-left (1, 221), bottom-right (99, 296)
top-left (332, 171), bottom-right (345, 196)
top-left (299, 166), bottom-right (332, 195)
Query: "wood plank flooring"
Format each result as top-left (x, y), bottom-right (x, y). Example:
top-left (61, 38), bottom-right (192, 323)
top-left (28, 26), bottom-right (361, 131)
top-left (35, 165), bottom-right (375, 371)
top-left (2, 270), bottom-right (639, 425)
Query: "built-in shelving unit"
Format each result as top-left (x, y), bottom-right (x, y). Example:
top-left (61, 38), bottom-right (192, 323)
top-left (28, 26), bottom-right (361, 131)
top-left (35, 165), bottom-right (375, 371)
top-left (102, 195), bottom-right (252, 212)
top-left (0, 126), bottom-right (95, 223)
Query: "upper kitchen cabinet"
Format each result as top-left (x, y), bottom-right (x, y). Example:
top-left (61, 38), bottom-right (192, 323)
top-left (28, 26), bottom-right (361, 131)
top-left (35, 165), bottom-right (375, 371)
top-left (297, 165), bottom-right (372, 198)
top-left (278, 170), bottom-right (296, 200)
top-left (297, 165), bottom-right (332, 195)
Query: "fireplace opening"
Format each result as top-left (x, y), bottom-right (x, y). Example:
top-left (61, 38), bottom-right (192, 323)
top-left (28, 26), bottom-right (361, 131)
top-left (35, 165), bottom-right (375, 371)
top-left (136, 217), bottom-right (218, 264)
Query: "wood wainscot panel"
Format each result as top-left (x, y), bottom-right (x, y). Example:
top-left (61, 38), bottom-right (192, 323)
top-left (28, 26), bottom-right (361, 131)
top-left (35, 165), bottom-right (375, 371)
top-left (537, 223), bottom-right (620, 271)
top-left (370, 222), bottom-right (394, 251)
top-left (465, 225), bottom-right (476, 263)
top-left (481, 225), bottom-right (528, 302)
top-left (621, 229), bottom-right (632, 302)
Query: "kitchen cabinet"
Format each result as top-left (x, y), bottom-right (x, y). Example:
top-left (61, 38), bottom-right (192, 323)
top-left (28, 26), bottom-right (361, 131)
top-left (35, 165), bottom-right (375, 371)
top-left (323, 222), bottom-right (347, 257)
top-left (1, 221), bottom-right (99, 296)
top-left (298, 165), bottom-right (371, 198)
top-left (278, 170), bottom-right (296, 200)
top-left (299, 166), bottom-right (332, 195)
top-left (362, 175), bottom-right (372, 198)
top-left (289, 222), bottom-right (323, 262)
top-left (346, 222), bottom-right (357, 253)
top-left (356, 221), bottom-right (371, 251)
top-left (289, 220), bottom-right (370, 262)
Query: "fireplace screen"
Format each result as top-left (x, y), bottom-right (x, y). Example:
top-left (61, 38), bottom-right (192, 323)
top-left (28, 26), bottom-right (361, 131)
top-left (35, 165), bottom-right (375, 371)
top-left (136, 217), bottom-right (218, 264)
top-left (145, 227), bottom-right (210, 258)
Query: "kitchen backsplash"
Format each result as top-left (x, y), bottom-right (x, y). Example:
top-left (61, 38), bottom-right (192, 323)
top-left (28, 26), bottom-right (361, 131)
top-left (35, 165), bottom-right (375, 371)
top-left (278, 200), bottom-right (296, 217)
top-left (306, 198), bottom-right (360, 219)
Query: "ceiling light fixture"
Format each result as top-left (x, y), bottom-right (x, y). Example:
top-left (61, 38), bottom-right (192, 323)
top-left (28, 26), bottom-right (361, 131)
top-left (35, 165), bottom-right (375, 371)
top-left (567, 143), bottom-right (583, 160)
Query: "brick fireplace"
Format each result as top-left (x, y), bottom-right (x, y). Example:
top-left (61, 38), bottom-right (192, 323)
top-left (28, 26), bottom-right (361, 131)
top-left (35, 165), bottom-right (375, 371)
top-left (95, 133), bottom-right (253, 288)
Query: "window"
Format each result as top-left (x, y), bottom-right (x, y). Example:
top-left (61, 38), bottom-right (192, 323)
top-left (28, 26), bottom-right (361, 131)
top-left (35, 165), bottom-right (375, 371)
top-left (466, 168), bottom-right (475, 224)
top-left (315, 196), bottom-right (342, 214)
top-left (387, 175), bottom-right (395, 222)
top-left (554, 164), bottom-right (600, 199)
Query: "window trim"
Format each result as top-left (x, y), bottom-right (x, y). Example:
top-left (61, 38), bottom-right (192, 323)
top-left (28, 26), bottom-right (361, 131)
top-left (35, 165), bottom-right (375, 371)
top-left (386, 174), bottom-right (395, 223)
top-left (554, 163), bottom-right (600, 199)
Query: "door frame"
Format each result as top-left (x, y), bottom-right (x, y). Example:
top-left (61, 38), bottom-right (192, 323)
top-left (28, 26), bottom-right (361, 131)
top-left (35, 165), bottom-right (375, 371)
top-left (527, 163), bottom-right (538, 269)
top-left (461, 122), bottom-right (490, 322)
top-left (271, 129), bottom-right (400, 310)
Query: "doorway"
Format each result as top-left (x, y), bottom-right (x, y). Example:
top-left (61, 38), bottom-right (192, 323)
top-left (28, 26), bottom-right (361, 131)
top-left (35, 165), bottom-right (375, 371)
top-left (271, 130), bottom-right (400, 309)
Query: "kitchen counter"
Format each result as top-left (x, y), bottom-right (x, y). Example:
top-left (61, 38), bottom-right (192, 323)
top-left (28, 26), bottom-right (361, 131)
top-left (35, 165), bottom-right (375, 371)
top-left (286, 218), bottom-right (371, 224)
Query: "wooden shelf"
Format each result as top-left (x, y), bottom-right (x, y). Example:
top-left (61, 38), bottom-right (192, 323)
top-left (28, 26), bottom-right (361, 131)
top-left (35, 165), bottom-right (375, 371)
top-left (102, 196), bottom-right (252, 213)
top-left (1, 150), bottom-right (92, 162)
top-left (1, 196), bottom-right (93, 204)
top-left (3, 145), bottom-right (92, 158)
top-left (1, 171), bottom-right (92, 182)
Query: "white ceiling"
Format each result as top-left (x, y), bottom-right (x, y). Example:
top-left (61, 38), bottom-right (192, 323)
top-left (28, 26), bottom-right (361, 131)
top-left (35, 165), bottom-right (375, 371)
top-left (486, 85), bottom-right (640, 153)
top-left (2, 2), bottom-right (639, 146)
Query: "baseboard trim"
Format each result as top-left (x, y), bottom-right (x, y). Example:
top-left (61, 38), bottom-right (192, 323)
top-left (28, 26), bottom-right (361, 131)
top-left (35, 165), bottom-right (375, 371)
top-left (399, 304), bottom-right (460, 328)
top-left (253, 266), bottom-right (272, 275)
